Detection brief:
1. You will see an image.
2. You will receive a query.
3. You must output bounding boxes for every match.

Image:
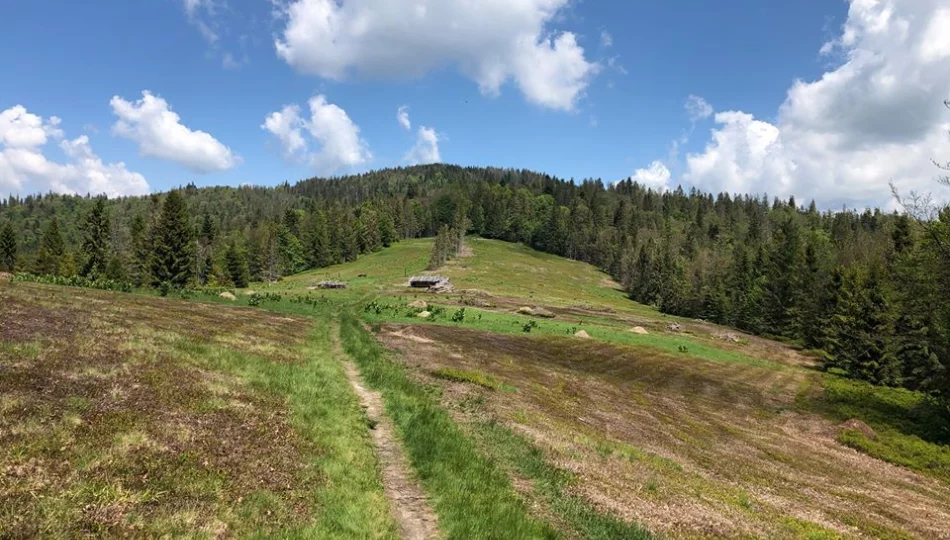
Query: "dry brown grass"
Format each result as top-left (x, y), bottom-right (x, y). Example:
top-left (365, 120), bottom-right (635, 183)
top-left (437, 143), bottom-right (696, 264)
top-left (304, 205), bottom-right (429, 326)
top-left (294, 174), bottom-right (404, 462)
top-left (378, 322), bottom-right (950, 539)
top-left (0, 282), bottom-right (317, 537)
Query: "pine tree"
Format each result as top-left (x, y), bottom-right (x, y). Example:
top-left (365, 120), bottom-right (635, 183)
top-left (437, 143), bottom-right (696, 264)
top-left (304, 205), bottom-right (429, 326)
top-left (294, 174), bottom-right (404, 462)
top-left (764, 216), bottom-right (802, 336)
top-left (225, 242), bottom-right (250, 288)
top-left (80, 198), bottom-right (111, 278)
top-left (0, 221), bottom-right (17, 271)
top-left (34, 217), bottom-right (65, 275)
top-left (857, 267), bottom-right (897, 384)
top-left (105, 255), bottom-right (128, 281)
top-left (277, 223), bottom-right (306, 276)
top-left (129, 214), bottom-right (152, 286)
top-left (150, 191), bottom-right (194, 288)
top-left (303, 210), bottom-right (332, 268)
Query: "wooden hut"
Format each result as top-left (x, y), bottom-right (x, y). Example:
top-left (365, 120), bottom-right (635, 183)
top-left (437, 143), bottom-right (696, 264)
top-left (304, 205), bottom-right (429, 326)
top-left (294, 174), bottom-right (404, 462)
top-left (409, 276), bottom-right (450, 289)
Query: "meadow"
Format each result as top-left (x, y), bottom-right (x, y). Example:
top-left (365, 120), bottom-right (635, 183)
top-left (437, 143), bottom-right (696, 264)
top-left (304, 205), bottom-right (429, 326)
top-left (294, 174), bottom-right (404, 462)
top-left (3, 237), bottom-right (950, 538)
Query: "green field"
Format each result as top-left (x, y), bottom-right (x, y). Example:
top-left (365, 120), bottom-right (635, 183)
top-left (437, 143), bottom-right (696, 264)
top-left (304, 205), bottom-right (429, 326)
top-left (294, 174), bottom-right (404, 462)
top-left (3, 237), bottom-right (950, 538)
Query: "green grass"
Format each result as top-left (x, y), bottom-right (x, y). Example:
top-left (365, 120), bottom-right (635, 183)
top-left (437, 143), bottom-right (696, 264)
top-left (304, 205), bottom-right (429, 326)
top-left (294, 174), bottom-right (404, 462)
top-left (273, 237), bottom-right (661, 316)
top-left (807, 375), bottom-right (950, 482)
top-left (185, 320), bottom-right (401, 539)
top-left (362, 300), bottom-right (782, 370)
top-left (0, 283), bottom-right (398, 538)
top-left (431, 367), bottom-right (516, 392)
top-left (473, 421), bottom-right (654, 540)
top-left (339, 312), bottom-right (557, 539)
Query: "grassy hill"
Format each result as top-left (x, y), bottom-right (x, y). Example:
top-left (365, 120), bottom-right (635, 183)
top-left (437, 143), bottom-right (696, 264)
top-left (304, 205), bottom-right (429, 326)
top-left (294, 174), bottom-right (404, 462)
top-left (3, 238), bottom-right (950, 538)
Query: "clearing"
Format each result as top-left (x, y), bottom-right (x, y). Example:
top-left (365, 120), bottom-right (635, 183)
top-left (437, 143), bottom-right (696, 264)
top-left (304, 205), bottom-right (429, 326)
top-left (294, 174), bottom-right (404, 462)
top-left (5, 237), bottom-right (950, 538)
top-left (0, 282), bottom-right (399, 538)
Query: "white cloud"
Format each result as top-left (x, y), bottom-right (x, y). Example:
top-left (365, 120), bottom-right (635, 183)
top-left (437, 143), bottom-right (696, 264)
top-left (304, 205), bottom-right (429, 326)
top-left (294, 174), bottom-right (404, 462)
top-left (684, 0), bottom-right (950, 208)
top-left (685, 95), bottom-right (713, 122)
top-left (262, 95), bottom-right (372, 175)
top-left (0, 105), bottom-right (148, 198)
top-left (600, 30), bottom-right (613, 48)
top-left (397, 106), bottom-right (411, 131)
top-left (630, 161), bottom-right (671, 191)
top-left (111, 91), bottom-right (237, 174)
top-left (183, 0), bottom-right (219, 43)
top-left (606, 56), bottom-right (627, 76)
top-left (405, 126), bottom-right (441, 165)
top-left (262, 104), bottom-right (307, 157)
top-left (273, 0), bottom-right (598, 111)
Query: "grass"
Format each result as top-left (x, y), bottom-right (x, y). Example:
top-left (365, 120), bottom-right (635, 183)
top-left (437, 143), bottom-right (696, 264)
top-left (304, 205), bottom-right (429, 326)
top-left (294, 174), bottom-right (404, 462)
top-left (0, 282), bottom-right (398, 538)
top-left (339, 312), bottom-right (557, 539)
top-left (473, 420), bottom-right (654, 540)
top-left (807, 374), bottom-right (950, 482)
top-left (431, 367), bottom-right (516, 392)
top-left (274, 237), bottom-right (658, 315)
top-left (362, 299), bottom-right (781, 369)
top-left (181, 320), bottom-right (400, 539)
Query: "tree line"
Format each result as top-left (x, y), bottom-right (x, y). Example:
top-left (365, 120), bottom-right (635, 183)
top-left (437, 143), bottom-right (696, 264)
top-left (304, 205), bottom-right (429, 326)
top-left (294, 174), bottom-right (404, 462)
top-left (1, 163), bottom-right (948, 403)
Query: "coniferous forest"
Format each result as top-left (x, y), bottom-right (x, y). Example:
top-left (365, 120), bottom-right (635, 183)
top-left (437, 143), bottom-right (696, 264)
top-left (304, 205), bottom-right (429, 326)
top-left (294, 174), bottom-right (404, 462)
top-left (1, 164), bottom-right (949, 405)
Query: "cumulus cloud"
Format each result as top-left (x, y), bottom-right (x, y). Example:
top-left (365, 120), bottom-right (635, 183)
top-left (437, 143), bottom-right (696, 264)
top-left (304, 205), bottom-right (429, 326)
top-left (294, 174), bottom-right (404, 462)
top-left (600, 30), bottom-right (613, 48)
top-left (684, 0), bottom-right (950, 208)
top-left (397, 106), bottom-right (411, 131)
top-left (405, 126), bottom-right (441, 165)
top-left (262, 95), bottom-right (372, 175)
top-left (630, 161), bottom-right (671, 191)
top-left (111, 91), bottom-right (237, 174)
top-left (0, 105), bottom-right (148, 198)
top-left (273, 0), bottom-right (599, 111)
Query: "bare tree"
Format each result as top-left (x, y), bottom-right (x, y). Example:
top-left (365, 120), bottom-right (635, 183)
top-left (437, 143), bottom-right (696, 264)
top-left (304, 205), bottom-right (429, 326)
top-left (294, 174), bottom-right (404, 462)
top-left (937, 99), bottom-right (950, 188)
top-left (890, 99), bottom-right (950, 258)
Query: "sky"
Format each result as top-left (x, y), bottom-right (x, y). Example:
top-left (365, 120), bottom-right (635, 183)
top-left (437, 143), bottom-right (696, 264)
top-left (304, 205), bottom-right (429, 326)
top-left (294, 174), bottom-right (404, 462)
top-left (1, 0), bottom-right (948, 209)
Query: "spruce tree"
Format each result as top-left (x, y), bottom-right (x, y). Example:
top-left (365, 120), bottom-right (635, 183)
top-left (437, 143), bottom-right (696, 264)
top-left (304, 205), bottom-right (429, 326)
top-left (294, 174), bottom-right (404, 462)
top-left (304, 210), bottom-right (332, 268)
top-left (34, 217), bottom-right (66, 275)
top-left (129, 214), bottom-right (152, 286)
top-left (0, 221), bottom-right (17, 272)
top-left (80, 198), bottom-right (111, 278)
top-left (277, 223), bottom-right (306, 275)
top-left (225, 242), bottom-right (250, 288)
top-left (105, 255), bottom-right (128, 281)
top-left (150, 190), bottom-right (194, 288)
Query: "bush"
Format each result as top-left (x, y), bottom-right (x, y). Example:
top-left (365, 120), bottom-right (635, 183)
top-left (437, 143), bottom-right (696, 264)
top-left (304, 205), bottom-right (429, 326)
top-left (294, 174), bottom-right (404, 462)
top-left (12, 273), bottom-right (133, 293)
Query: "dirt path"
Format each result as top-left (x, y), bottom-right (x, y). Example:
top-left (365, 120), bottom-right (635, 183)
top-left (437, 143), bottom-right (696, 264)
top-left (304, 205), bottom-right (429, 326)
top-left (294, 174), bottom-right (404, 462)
top-left (332, 326), bottom-right (441, 540)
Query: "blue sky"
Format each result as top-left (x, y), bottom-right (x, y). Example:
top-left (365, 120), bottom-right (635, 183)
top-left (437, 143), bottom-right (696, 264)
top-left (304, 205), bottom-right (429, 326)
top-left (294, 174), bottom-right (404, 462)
top-left (1, 0), bottom-right (948, 208)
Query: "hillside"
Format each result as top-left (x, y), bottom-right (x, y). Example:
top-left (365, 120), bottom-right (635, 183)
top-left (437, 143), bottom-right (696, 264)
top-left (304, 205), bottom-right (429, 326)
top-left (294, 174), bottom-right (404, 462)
top-left (2, 163), bottom-right (948, 406)
top-left (3, 238), bottom-right (950, 537)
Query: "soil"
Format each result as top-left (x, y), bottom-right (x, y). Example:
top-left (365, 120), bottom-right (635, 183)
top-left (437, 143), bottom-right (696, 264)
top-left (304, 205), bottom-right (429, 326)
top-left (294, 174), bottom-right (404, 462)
top-left (332, 327), bottom-right (440, 540)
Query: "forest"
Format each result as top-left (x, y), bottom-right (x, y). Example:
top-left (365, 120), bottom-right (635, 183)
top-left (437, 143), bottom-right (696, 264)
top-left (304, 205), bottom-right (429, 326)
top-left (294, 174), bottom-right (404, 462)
top-left (1, 163), bottom-right (949, 405)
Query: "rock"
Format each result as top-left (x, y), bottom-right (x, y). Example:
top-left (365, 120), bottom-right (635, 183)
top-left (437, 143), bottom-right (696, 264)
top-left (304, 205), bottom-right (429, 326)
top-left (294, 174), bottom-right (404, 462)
top-left (219, 292), bottom-right (237, 301)
top-left (574, 330), bottom-right (591, 339)
top-left (0, 272), bottom-right (12, 281)
top-left (532, 307), bottom-right (556, 319)
top-left (838, 419), bottom-right (877, 440)
top-left (244, 290), bottom-right (257, 295)
top-left (715, 332), bottom-right (741, 343)
top-left (517, 307), bottom-right (535, 316)
top-left (630, 326), bottom-right (649, 335)
top-left (416, 311), bottom-right (432, 319)
top-left (667, 323), bottom-right (682, 332)
top-left (409, 300), bottom-right (429, 309)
